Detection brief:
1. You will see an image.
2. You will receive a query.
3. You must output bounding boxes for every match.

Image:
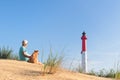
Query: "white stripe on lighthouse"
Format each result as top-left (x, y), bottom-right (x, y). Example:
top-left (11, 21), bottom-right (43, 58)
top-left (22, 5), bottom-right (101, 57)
top-left (81, 51), bottom-right (87, 73)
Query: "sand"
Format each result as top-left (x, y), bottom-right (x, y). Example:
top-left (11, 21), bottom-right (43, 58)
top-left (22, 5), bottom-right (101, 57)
top-left (0, 59), bottom-right (113, 80)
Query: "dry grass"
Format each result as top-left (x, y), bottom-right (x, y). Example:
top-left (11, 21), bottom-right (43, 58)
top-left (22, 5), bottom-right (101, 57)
top-left (41, 48), bottom-right (64, 75)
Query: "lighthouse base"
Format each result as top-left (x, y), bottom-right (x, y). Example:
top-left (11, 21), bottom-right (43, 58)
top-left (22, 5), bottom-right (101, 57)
top-left (81, 51), bottom-right (87, 73)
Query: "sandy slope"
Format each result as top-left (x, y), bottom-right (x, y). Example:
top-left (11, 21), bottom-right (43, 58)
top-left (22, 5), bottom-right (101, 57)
top-left (0, 60), bottom-right (113, 80)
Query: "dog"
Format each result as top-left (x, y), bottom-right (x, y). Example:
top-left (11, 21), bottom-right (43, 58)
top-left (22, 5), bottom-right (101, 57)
top-left (28, 50), bottom-right (42, 65)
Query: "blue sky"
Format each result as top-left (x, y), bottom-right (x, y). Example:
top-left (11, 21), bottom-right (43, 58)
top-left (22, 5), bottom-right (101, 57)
top-left (0, 0), bottom-right (120, 71)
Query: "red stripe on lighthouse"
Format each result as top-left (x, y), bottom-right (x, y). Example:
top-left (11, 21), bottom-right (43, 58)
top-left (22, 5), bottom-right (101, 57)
top-left (81, 32), bottom-right (87, 53)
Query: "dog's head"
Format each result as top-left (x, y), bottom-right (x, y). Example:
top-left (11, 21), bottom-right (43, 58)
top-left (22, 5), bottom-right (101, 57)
top-left (32, 50), bottom-right (39, 57)
top-left (34, 50), bottom-right (39, 54)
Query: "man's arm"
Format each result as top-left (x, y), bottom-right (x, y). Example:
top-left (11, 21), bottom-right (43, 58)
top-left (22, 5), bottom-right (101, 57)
top-left (22, 51), bottom-right (31, 58)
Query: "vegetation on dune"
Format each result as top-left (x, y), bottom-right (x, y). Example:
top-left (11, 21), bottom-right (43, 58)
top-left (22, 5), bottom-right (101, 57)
top-left (71, 59), bottom-right (120, 79)
top-left (0, 46), bottom-right (19, 60)
top-left (41, 47), bottom-right (64, 75)
top-left (87, 67), bottom-right (120, 79)
top-left (75, 64), bottom-right (83, 73)
top-left (88, 68), bottom-right (115, 78)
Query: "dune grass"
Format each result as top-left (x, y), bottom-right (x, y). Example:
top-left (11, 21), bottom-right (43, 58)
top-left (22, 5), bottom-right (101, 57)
top-left (87, 65), bottom-right (120, 79)
top-left (70, 60), bottom-right (119, 79)
top-left (0, 46), bottom-right (18, 60)
top-left (41, 47), bottom-right (64, 75)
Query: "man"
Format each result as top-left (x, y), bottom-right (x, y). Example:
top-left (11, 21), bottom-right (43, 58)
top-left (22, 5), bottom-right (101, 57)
top-left (19, 40), bottom-right (31, 61)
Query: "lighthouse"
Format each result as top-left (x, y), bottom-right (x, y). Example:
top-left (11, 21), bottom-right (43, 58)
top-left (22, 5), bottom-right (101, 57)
top-left (81, 31), bottom-right (87, 73)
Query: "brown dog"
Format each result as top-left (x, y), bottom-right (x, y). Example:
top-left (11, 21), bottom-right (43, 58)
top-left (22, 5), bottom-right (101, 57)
top-left (28, 50), bottom-right (42, 65)
top-left (29, 50), bottom-right (39, 63)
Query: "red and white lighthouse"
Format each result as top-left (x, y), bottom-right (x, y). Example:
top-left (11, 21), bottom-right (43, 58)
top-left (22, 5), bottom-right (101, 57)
top-left (81, 31), bottom-right (87, 73)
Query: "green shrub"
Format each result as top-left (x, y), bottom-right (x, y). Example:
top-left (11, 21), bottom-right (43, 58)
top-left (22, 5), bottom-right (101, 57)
top-left (0, 46), bottom-right (18, 60)
top-left (88, 68), bottom-right (116, 78)
top-left (88, 69), bottom-right (97, 76)
top-left (97, 68), bottom-right (107, 77)
top-left (115, 72), bottom-right (120, 79)
top-left (105, 69), bottom-right (115, 78)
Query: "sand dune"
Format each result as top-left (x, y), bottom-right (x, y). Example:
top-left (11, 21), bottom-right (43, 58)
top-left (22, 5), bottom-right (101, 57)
top-left (0, 60), bottom-right (112, 80)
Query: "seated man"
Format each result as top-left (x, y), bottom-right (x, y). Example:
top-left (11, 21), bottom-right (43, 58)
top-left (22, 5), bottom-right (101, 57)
top-left (19, 40), bottom-right (31, 61)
